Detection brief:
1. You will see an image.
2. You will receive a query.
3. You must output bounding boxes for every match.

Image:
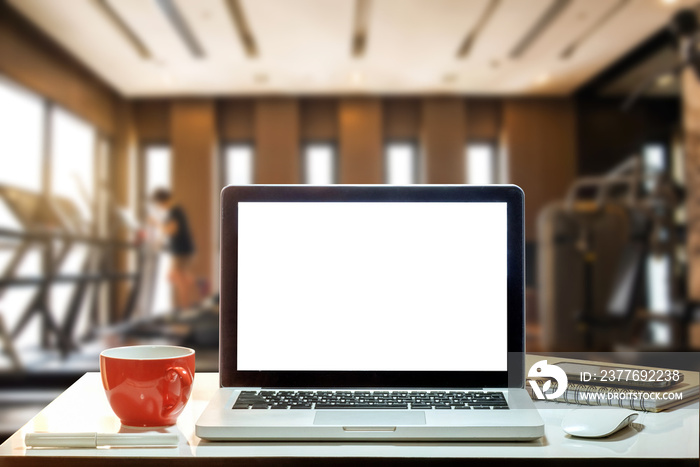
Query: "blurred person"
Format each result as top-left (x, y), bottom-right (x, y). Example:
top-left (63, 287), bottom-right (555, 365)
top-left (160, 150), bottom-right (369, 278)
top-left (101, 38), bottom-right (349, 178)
top-left (150, 188), bottom-right (196, 311)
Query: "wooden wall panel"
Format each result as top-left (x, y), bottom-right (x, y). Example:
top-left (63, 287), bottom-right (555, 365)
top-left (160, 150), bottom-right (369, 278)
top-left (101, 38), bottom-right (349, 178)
top-left (422, 98), bottom-right (466, 184)
top-left (683, 70), bottom-right (700, 300)
top-left (339, 99), bottom-right (383, 183)
top-left (133, 100), bottom-right (170, 142)
top-left (466, 99), bottom-right (501, 140)
top-left (301, 99), bottom-right (338, 141)
top-left (503, 99), bottom-right (577, 240)
top-left (220, 99), bottom-right (255, 141)
top-left (0, 2), bottom-right (117, 134)
top-left (384, 99), bottom-right (421, 140)
top-left (254, 99), bottom-right (300, 183)
top-left (110, 100), bottom-right (136, 322)
top-left (170, 100), bottom-right (217, 287)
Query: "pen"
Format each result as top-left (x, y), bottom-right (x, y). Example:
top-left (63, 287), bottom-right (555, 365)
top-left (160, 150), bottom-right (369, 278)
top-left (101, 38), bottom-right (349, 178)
top-left (25, 432), bottom-right (179, 448)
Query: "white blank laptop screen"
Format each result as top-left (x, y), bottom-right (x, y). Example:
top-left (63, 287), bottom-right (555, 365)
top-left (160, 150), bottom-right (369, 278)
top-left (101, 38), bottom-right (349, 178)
top-left (237, 202), bottom-right (507, 372)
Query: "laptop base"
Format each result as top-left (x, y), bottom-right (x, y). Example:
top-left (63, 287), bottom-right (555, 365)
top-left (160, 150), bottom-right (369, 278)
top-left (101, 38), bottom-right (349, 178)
top-left (196, 388), bottom-right (544, 441)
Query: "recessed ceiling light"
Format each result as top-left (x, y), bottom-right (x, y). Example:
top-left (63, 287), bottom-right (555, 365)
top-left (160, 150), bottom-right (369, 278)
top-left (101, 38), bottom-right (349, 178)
top-left (351, 71), bottom-right (363, 84)
top-left (490, 59), bottom-right (501, 69)
top-left (656, 73), bottom-right (674, 87)
top-left (443, 73), bottom-right (458, 84)
top-left (535, 73), bottom-right (551, 85)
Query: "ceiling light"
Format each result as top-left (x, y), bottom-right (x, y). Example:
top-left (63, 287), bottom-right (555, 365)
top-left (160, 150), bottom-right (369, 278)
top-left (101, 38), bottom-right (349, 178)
top-left (154, 0), bottom-right (205, 58)
top-left (92, 0), bottom-right (151, 59)
top-left (510, 0), bottom-right (573, 59)
top-left (254, 73), bottom-right (268, 84)
top-left (352, 0), bottom-right (371, 58)
top-left (351, 71), bottom-right (363, 84)
top-left (224, 0), bottom-right (258, 58)
top-left (560, 0), bottom-right (629, 59)
top-left (656, 73), bottom-right (674, 87)
top-left (443, 73), bottom-right (458, 84)
top-left (456, 0), bottom-right (501, 59)
top-left (661, 0), bottom-right (678, 5)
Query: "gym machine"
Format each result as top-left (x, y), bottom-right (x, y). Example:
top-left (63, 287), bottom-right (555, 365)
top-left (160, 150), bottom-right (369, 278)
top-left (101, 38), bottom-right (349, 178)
top-left (0, 184), bottom-right (144, 371)
top-left (0, 175), bottom-right (221, 372)
top-left (537, 156), bottom-right (686, 351)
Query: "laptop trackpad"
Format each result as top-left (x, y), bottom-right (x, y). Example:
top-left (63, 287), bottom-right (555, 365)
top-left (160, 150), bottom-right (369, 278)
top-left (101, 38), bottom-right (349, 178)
top-left (313, 411), bottom-right (426, 426)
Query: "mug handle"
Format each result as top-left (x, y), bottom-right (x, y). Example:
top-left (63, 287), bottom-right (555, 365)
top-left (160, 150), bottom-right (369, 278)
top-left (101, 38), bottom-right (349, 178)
top-left (162, 367), bottom-right (193, 417)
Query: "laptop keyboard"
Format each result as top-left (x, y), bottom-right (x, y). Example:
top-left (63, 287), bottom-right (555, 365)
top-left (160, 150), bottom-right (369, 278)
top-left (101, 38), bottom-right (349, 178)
top-left (232, 390), bottom-right (508, 410)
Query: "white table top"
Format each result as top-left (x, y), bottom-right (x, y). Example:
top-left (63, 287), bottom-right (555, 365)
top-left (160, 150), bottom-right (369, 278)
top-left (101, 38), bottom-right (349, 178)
top-left (0, 372), bottom-right (697, 462)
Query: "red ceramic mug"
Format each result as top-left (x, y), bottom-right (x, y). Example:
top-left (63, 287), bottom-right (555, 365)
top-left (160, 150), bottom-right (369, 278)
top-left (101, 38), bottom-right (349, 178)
top-left (100, 345), bottom-right (195, 427)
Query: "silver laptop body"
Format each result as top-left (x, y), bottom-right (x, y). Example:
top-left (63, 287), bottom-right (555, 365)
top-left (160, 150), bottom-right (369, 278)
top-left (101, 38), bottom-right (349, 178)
top-left (196, 185), bottom-right (544, 441)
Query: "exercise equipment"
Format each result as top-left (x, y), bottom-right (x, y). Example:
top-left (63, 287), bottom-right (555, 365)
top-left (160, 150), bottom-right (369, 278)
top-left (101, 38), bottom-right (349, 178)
top-left (538, 156), bottom-right (686, 351)
top-left (110, 293), bottom-right (220, 349)
top-left (0, 184), bottom-right (144, 371)
top-left (89, 194), bottom-right (219, 350)
top-left (0, 175), bottom-right (221, 372)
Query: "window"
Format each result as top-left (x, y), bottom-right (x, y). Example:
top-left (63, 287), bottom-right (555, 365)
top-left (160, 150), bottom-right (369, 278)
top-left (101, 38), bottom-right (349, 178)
top-left (0, 76), bottom-right (123, 360)
top-left (95, 136), bottom-right (112, 326)
top-left (642, 143), bottom-right (671, 346)
top-left (646, 254), bottom-right (672, 346)
top-left (143, 145), bottom-right (173, 315)
top-left (385, 142), bottom-right (417, 184)
top-left (642, 143), bottom-right (666, 192)
top-left (0, 76), bottom-right (44, 192)
top-left (642, 143), bottom-right (665, 174)
top-left (647, 255), bottom-right (671, 315)
top-left (51, 107), bottom-right (96, 222)
top-left (223, 144), bottom-right (254, 185)
top-left (303, 143), bottom-right (336, 184)
top-left (0, 77), bottom-right (42, 231)
top-left (466, 143), bottom-right (496, 184)
top-left (0, 77), bottom-right (45, 354)
top-left (49, 107), bottom-right (97, 340)
top-left (145, 145), bottom-right (172, 196)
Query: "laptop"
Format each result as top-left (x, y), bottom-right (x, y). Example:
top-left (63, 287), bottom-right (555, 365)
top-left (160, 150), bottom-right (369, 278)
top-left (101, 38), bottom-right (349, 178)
top-left (196, 184), bottom-right (544, 441)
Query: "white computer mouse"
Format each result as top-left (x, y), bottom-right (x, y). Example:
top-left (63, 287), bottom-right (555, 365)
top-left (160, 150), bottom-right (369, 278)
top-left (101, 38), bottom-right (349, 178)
top-left (561, 408), bottom-right (638, 438)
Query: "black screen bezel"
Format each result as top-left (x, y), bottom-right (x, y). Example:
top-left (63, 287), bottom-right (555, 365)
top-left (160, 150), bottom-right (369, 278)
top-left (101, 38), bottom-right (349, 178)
top-left (219, 185), bottom-right (525, 389)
